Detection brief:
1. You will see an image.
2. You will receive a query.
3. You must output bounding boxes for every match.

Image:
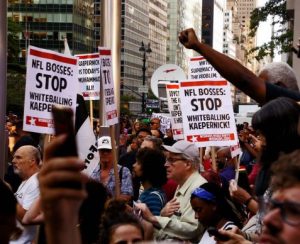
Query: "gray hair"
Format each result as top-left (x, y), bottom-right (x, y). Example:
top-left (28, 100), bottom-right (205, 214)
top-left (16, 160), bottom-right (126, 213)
top-left (181, 153), bottom-right (200, 170)
top-left (258, 62), bottom-right (299, 91)
top-left (143, 135), bottom-right (162, 150)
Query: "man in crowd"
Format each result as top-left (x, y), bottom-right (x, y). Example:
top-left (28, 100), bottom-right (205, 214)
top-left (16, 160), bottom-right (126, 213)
top-left (179, 28), bottom-right (300, 104)
top-left (258, 62), bottom-right (299, 91)
top-left (218, 149), bottom-right (300, 244)
top-left (135, 140), bottom-right (206, 242)
top-left (10, 145), bottom-right (41, 244)
top-left (150, 118), bottom-right (164, 139)
top-left (91, 136), bottom-right (133, 202)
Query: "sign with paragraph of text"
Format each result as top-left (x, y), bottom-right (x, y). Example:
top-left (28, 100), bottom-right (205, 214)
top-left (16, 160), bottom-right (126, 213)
top-left (23, 46), bottom-right (78, 134)
top-left (166, 84), bottom-right (184, 140)
top-left (76, 53), bottom-right (100, 100)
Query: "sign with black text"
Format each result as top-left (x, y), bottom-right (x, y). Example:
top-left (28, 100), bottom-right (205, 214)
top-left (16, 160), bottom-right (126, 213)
top-left (179, 80), bottom-right (238, 147)
top-left (166, 84), bottom-right (184, 140)
top-left (99, 48), bottom-right (118, 125)
top-left (151, 113), bottom-right (171, 134)
top-left (76, 53), bottom-right (100, 100)
top-left (23, 46), bottom-right (78, 134)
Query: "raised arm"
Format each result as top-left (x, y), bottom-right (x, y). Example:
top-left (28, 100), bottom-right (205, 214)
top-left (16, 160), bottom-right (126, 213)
top-left (179, 28), bottom-right (266, 104)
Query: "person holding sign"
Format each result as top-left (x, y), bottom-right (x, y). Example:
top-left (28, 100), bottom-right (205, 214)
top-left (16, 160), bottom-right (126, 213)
top-left (90, 136), bottom-right (133, 202)
top-left (179, 29), bottom-right (300, 104)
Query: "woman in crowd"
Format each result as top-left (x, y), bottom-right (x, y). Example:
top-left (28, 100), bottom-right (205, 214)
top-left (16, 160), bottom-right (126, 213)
top-left (190, 182), bottom-right (243, 244)
top-left (133, 147), bottom-right (167, 215)
top-left (99, 200), bottom-right (144, 244)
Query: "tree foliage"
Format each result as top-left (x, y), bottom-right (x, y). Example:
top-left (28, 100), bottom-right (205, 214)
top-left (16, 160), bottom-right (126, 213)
top-left (8, 17), bottom-right (21, 63)
top-left (248, 0), bottom-right (293, 61)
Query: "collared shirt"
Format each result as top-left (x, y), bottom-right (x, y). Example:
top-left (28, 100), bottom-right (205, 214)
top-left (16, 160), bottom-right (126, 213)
top-left (90, 164), bottom-right (133, 197)
top-left (155, 172), bottom-right (207, 242)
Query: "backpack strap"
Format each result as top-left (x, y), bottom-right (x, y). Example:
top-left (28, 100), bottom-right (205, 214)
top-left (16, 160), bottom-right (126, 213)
top-left (150, 190), bottom-right (165, 206)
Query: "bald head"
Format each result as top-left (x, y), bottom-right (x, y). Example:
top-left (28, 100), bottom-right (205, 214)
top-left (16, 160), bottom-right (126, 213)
top-left (12, 145), bottom-right (40, 179)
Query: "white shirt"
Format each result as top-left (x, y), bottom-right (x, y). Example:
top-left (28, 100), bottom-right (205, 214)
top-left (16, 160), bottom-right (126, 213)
top-left (199, 221), bottom-right (237, 244)
top-left (10, 173), bottom-right (40, 244)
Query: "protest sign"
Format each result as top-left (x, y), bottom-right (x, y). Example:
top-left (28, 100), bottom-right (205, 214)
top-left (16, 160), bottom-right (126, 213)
top-left (179, 79), bottom-right (238, 147)
top-left (181, 56), bottom-right (238, 147)
top-left (76, 53), bottom-right (100, 100)
top-left (188, 56), bottom-right (223, 80)
top-left (75, 94), bottom-right (99, 175)
top-left (151, 113), bottom-right (171, 134)
top-left (23, 46), bottom-right (78, 134)
top-left (166, 84), bottom-right (184, 140)
top-left (230, 143), bottom-right (242, 158)
top-left (99, 48), bottom-right (118, 126)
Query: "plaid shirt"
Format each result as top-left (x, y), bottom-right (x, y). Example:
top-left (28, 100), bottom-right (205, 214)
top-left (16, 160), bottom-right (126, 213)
top-left (90, 164), bottom-right (133, 197)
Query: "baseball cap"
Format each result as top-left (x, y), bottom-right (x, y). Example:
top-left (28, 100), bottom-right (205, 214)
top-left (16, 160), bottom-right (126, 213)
top-left (97, 136), bottom-right (112, 150)
top-left (163, 140), bottom-right (199, 158)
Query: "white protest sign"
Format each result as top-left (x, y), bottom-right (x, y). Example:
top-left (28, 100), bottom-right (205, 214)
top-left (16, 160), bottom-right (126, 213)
top-left (151, 113), bottom-right (171, 134)
top-left (230, 143), bottom-right (242, 158)
top-left (188, 56), bottom-right (223, 80)
top-left (76, 53), bottom-right (100, 100)
top-left (23, 46), bottom-right (78, 134)
top-left (179, 80), bottom-right (238, 147)
top-left (99, 48), bottom-right (118, 125)
top-left (166, 84), bottom-right (184, 140)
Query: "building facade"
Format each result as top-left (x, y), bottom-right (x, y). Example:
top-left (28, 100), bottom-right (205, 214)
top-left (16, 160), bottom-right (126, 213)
top-left (8, 0), bottom-right (94, 62)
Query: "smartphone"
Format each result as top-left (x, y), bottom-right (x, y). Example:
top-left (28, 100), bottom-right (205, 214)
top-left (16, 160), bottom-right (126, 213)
top-left (52, 105), bottom-right (78, 158)
top-left (52, 105), bottom-right (81, 189)
top-left (207, 227), bottom-right (230, 241)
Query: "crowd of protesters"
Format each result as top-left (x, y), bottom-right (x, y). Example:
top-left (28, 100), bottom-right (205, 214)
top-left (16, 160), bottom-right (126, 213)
top-left (2, 28), bottom-right (300, 244)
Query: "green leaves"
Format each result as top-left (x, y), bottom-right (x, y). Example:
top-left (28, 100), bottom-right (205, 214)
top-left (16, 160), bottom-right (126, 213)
top-left (7, 18), bottom-right (22, 63)
top-left (248, 0), bottom-right (293, 61)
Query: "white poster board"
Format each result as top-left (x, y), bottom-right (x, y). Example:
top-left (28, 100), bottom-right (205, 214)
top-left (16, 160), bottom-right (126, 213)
top-left (188, 56), bottom-right (222, 80)
top-left (23, 46), bottom-right (78, 134)
top-left (180, 80), bottom-right (237, 146)
top-left (181, 56), bottom-right (238, 147)
top-left (99, 48), bottom-right (118, 125)
top-left (151, 113), bottom-right (171, 134)
top-left (166, 84), bottom-right (184, 140)
top-left (76, 53), bottom-right (100, 100)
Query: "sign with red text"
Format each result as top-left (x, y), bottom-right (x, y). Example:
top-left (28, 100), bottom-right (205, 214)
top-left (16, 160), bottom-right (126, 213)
top-left (166, 84), bottom-right (184, 140)
top-left (76, 53), bottom-right (100, 100)
top-left (99, 48), bottom-right (118, 125)
top-left (179, 80), bottom-right (238, 147)
top-left (23, 46), bottom-right (78, 134)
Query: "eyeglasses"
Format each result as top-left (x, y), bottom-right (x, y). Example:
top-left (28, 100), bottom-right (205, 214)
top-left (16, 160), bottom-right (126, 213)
top-left (166, 157), bottom-right (187, 164)
top-left (262, 198), bottom-right (300, 226)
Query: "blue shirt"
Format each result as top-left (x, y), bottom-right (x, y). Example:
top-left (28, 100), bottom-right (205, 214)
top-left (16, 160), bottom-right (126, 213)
top-left (139, 188), bottom-right (166, 215)
top-left (90, 164), bottom-right (133, 197)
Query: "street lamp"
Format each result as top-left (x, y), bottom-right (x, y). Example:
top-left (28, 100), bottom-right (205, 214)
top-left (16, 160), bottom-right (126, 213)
top-left (139, 41), bottom-right (152, 113)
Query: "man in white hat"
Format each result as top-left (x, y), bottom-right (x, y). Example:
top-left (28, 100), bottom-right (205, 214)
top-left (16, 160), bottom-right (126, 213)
top-left (90, 136), bottom-right (133, 201)
top-left (135, 140), bottom-right (207, 242)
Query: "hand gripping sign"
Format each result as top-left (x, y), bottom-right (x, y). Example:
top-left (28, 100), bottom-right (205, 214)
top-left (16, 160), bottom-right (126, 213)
top-left (23, 46), bottom-right (78, 134)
